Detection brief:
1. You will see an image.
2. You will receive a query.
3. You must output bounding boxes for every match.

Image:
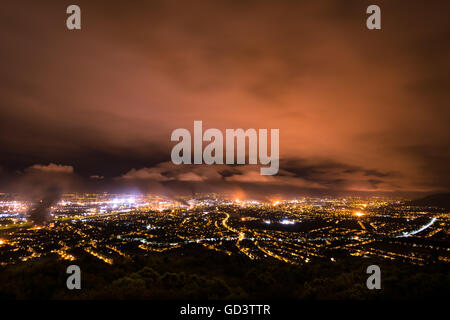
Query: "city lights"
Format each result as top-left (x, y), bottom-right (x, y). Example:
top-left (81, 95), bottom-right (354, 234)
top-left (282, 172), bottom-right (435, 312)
top-left (0, 193), bottom-right (446, 268)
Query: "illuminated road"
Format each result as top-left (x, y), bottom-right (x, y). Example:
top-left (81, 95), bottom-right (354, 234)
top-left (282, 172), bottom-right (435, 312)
top-left (398, 217), bottom-right (437, 238)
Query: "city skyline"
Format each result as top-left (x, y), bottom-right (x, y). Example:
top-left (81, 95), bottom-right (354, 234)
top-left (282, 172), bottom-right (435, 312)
top-left (1, 193), bottom-right (447, 266)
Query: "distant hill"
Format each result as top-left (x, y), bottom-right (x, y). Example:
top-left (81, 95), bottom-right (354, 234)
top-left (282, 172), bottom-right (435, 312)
top-left (409, 193), bottom-right (450, 209)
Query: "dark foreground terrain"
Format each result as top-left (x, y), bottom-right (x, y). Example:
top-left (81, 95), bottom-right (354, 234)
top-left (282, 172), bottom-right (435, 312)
top-left (0, 244), bottom-right (448, 300)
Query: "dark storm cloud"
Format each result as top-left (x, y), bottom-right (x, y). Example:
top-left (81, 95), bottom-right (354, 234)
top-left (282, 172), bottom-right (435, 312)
top-left (114, 160), bottom-right (407, 199)
top-left (4, 163), bottom-right (82, 197)
top-left (0, 0), bottom-right (449, 196)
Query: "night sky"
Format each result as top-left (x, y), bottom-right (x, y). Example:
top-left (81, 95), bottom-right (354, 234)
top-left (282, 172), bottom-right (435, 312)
top-left (0, 0), bottom-right (449, 198)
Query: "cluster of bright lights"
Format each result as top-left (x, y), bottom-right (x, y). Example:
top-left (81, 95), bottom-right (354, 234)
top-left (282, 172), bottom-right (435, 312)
top-left (0, 201), bottom-right (28, 214)
top-left (280, 219), bottom-right (295, 225)
top-left (56, 195), bottom-right (190, 214)
top-left (263, 219), bottom-right (296, 225)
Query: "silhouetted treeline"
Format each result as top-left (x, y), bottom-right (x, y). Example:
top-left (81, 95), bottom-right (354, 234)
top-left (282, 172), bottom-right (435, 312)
top-left (0, 246), bottom-right (448, 300)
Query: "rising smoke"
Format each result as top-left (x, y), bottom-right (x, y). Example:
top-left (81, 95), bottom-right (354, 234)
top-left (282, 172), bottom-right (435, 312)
top-left (27, 186), bottom-right (62, 225)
